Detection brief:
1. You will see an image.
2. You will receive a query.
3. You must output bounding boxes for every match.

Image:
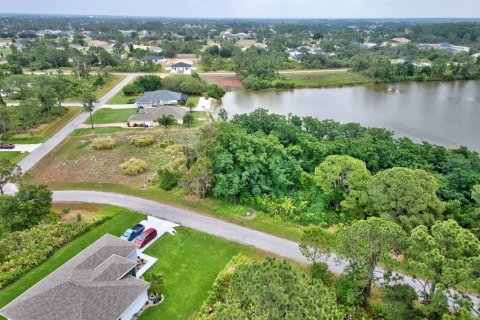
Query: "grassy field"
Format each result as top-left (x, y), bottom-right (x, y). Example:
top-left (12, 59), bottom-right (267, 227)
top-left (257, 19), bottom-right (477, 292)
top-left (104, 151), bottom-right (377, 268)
top-left (0, 206), bottom-right (145, 315)
top-left (0, 151), bottom-right (28, 163)
top-left (86, 108), bottom-right (138, 124)
top-left (139, 227), bottom-right (265, 320)
top-left (5, 107), bottom-right (81, 144)
top-left (283, 71), bottom-right (372, 88)
top-left (107, 91), bottom-right (139, 105)
top-left (186, 95), bottom-right (201, 106)
top-left (70, 127), bottom-right (130, 137)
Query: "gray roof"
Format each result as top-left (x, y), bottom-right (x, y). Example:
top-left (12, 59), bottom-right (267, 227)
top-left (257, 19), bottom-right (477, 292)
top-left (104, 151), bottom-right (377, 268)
top-left (136, 90), bottom-right (184, 104)
top-left (0, 234), bottom-right (149, 320)
top-left (128, 106), bottom-right (187, 123)
top-left (171, 62), bottom-right (192, 68)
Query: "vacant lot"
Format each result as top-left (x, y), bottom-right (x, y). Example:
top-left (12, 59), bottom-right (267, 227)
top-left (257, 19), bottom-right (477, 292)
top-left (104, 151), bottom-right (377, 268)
top-left (283, 71), bottom-right (372, 88)
top-left (30, 128), bottom-right (200, 188)
top-left (201, 74), bottom-right (245, 90)
top-left (139, 227), bottom-right (265, 320)
top-left (87, 108), bottom-right (138, 124)
top-left (0, 206), bottom-right (144, 316)
top-left (5, 107), bottom-right (81, 144)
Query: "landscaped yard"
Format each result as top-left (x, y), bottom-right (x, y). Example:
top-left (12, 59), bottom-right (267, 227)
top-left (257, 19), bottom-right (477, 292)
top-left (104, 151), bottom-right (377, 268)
top-left (282, 71), bottom-right (372, 88)
top-left (0, 151), bottom-right (28, 163)
top-left (4, 107), bottom-right (81, 144)
top-left (107, 91), bottom-right (140, 105)
top-left (139, 227), bottom-right (266, 320)
top-left (86, 108), bottom-right (138, 124)
top-left (0, 205), bottom-right (145, 316)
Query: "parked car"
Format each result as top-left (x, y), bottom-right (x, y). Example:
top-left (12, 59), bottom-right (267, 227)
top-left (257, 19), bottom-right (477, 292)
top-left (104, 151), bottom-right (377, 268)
top-left (0, 143), bottom-right (15, 150)
top-left (133, 228), bottom-right (157, 248)
top-left (120, 223), bottom-right (145, 241)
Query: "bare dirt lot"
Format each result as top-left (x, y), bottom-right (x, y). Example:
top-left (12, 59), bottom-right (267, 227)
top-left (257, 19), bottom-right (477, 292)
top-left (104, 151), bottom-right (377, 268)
top-left (201, 74), bottom-right (245, 91)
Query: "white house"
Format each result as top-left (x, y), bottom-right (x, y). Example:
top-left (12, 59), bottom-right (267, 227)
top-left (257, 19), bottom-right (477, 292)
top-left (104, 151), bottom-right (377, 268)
top-left (0, 234), bottom-right (149, 320)
top-left (168, 62), bottom-right (194, 74)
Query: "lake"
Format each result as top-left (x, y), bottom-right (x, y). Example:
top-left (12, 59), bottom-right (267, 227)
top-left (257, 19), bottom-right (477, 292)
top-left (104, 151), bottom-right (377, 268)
top-left (219, 81), bottom-right (480, 151)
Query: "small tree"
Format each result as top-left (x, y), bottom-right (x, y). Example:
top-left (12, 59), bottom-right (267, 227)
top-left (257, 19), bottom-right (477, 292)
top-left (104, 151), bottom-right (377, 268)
top-left (183, 113), bottom-right (194, 128)
top-left (186, 100), bottom-right (196, 113)
top-left (149, 273), bottom-right (165, 299)
top-left (0, 158), bottom-right (22, 195)
top-left (81, 92), bottom-right (97, 129)
top-left (156, 115), bottom-right (177, 140)
top-left (217, 108), bottom-right (228, 122)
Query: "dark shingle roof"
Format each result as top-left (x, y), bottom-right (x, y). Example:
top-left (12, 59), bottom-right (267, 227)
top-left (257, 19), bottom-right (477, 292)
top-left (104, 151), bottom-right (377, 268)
top-left (0, 234), bottom-right (149, 320)
top-left (136, 90), bottom-right (183, 104)
top-left (171, 62), bottom-right (192, 68)
top-left (128, 106), bottom-right (187, 123)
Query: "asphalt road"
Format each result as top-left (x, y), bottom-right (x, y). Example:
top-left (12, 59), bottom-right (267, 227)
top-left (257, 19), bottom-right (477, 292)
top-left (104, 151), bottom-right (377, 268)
top-left (52, 190), bottom-right (479, 312)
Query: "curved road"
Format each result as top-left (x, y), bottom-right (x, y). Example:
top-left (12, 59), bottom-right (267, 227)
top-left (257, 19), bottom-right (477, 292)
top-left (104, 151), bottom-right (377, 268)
top-left (53, 190), bottom-right (478, 313)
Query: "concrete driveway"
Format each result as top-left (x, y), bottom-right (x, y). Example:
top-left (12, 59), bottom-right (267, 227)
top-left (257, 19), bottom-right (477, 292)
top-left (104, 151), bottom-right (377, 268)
top-left (0, 144), bottom-right (41, 153)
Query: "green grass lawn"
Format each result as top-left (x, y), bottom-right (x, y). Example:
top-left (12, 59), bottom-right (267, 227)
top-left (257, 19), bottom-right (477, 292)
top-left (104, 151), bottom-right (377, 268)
top-left (139, 227), bottom-right (265, 320)
top-left (107, 91), bottom-right (139, 105)
top-left (86, 108), bottom-right (138, 124)
top-left (0, 151), bottom-right (28, 163)
top-left (70, 127), bottom-right (131, 137)
top-left (186, 95), bottom-right (201, 106)
top-left (0, 206), bottom-right (144, 315)
top-left (5, 107), bottom-right (82, 144)
top-left (283, 71), bottom-right (372, 88)
top-left (187, 111), bottom-right (211, 128)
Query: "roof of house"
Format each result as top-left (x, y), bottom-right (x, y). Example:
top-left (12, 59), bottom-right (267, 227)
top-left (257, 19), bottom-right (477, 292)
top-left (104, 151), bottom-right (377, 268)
top-left (0, 234), bottom-right (148, 320)
top-left (141, 55), bottom-right (165, 61)
top-left (171, 62), bottom-right (192, 68)
top-left (136, 90), bottom-right (185, 104)
top-left (175, 53), bottom-right (197, 60)
top-left (128, 106), bottom-right (187, 122)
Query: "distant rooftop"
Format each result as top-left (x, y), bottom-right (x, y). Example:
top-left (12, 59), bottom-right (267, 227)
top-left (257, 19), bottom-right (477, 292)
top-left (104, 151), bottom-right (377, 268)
top-left (0, 234), bottom-right (149, 320)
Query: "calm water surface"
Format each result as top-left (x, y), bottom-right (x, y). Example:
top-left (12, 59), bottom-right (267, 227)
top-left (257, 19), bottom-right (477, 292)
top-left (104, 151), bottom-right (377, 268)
top-left (220, 81), bottom-right (480, 151)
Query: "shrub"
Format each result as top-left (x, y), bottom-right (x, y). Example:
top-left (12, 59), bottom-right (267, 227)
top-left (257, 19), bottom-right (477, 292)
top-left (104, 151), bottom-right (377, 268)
top-left (130, 135), bottom-right (156, 147)
top-left (92, 137), bottom-right (116, 150)
top-left (159, 168), bottom-right (180, 190)
top-left (119, 158), bottom-right (148, 176)
top-left (206, 84), bottom-right (226, 99)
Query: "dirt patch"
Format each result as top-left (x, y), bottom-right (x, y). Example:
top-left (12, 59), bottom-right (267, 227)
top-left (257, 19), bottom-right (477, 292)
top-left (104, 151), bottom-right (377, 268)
top-left (201, 75), bottom-right (245, 91)
top-left (244, 211), bottom-right (257, 220)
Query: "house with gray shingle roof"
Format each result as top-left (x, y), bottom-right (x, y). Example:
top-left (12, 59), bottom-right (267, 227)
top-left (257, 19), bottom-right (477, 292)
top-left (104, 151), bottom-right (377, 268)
top-left (136, 90), bottom-right (187, 109)
top-left (0, 234), bottom-right (149, 320)
top-left (128, 106), bottom-right (187, 126)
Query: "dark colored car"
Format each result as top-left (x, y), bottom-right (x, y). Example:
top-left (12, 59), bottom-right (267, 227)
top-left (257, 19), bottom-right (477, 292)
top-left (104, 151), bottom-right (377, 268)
top-left (0, 143), bottom-right (15, 150)
top-left (133, 228), bottom-right (157, 248)
top-left (120, 223), bottom-right (145, 241)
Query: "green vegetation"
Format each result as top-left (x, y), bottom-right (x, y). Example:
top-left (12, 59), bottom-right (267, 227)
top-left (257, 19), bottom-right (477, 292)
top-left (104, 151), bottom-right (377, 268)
top-left (107, 90), bottom-right (139, 104)
top-left (70, 127), bottom-right (129, 137)
top-left (119, 157), bottom-right (148, 176)
top-left (91, 136), bottom-right (116, 150)
top-left (87, 108), bottom-right (137, 124)
top-left (122, 75), bottom-right (162, 96)
top-left (92, 74), bottom-right (126, 99)
top-left (282, 71), bottom-right (372, 87)
top-left (139, 227), bottom-right (264, 320)
top-left (0, 206), bottom-right (144, 311)
top-left (0, 152), bottom-right (27, 164)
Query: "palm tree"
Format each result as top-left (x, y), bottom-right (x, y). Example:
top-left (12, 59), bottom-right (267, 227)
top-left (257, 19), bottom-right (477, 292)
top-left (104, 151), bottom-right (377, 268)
top-left (149, 273), bottom-right (165, 301)
top-left (81, 92), bottom-right (97, 129)
top-left (183, 113), bottom-right (195, 128)
top-left (156, 115), bottom-right (177, 140)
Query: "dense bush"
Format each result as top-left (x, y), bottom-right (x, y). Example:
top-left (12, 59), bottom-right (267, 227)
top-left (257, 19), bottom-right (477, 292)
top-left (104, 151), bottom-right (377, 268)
top-left (92, 137), bottom-right (116, 150)
top-left (0, 218), bottom-right (107, 289)
top-left (119, 158), bottom-right (148, 176)
top-left (159, 168), bottom-right (180, 190)
top-left (130, 135), bottom-right (156, 147)
top-left (206, 84), bottom-right (226, 99)
top-left (162, 74), bottom-right (207, 95)
top-left (122, 75), bottom-right (162, 96)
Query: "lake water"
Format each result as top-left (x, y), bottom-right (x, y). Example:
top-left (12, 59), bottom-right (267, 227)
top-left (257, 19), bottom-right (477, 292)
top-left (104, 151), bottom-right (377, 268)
top-left (219, 81), bottom-right (480, 151)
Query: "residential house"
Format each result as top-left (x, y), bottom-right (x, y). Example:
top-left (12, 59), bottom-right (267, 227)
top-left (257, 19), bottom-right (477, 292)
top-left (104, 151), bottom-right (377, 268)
top-left (175, 54), bottom-right (198, 61)
top-left (286, 48), bottom-right (302, 60)
top-left (253, 43), bottom-right (268, 50)
top-left (89, 40), bottom-right (109, 48)
top-left (392, 37), bottom-right (411, 44)
top-left (0, 234), bottom-right (149, 320)
top-left (128, 106), bottom-right (187, 126)
top-left (149, 46), bottom-right (163, 53)
top-left (169, 62), bottom-right (194, 74)
top-left (140, 55), bottom-right (166, 64)
top-left (136, 90), bottom-right (187, 109)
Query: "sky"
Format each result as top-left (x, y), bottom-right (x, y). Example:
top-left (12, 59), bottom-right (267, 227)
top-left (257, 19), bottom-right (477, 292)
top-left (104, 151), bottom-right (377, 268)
top-left (1, 0), bottom-right (479, 19)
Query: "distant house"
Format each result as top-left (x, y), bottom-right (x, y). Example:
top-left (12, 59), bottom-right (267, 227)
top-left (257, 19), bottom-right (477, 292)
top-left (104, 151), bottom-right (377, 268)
top-left (128, 106), bottom-right (187, 126)
top-left (175, 54), bottom-right (198, 60)
top-left (89, 40), bottom-right (109, 48)
top-left (136, 90), bottom-right (187, 109)
top-left (149, 46), bottom-right (163, 53)
top-left (140, 55), bottom-right (166, 64)
top-left (392, 37), bottom-right (411, 44)
top-left (253, 43), bottom-right (268, 50)
top-left (0, 234), bottom-right (149, 320)
top-left (169, 62), bottom-right (193, 74)
top-left (418, 43), bottom-right (436, 50)
top-left (286, 48), bottom-right (302, 60)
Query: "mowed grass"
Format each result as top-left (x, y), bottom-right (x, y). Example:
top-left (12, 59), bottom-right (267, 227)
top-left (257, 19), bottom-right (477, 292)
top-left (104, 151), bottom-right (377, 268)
top-left (0, 206), bottom-right (145, 315)
top-left (283, 71), bottom-right (372, 88)
top-left (107, 91), bottom-right (139, 105)
top-left (5, 107), bottom-right (81, 144)
top-left (0, 151), bottom-right (28, 163)
top-left (70, 126), bottom-right (131, 137)
top-left (139, 227), bottom-right (265, 320)
top-left (86, 108), bottom-right (138, 124)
